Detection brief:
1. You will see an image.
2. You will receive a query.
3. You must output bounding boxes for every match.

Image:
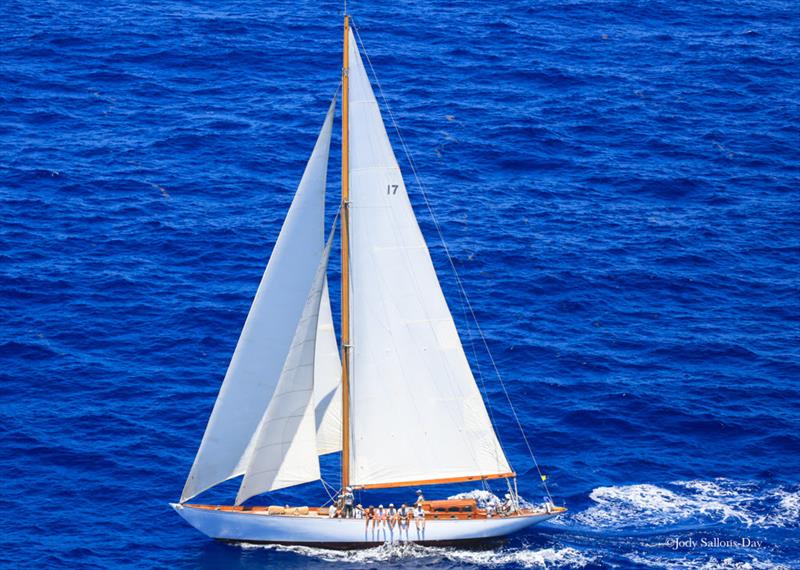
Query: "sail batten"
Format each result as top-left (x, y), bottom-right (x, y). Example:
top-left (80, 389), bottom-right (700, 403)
top-left (346, 29), bottom-right (511, 488)
top-left (180, 99), bottom-right (336, 504)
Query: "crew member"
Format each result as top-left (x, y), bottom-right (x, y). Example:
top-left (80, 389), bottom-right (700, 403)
top-left (398, 503), bottom-right (409, 533)
top-left (413, 503), bottom-right (425, 535)
top-left (342, 486), bottom-right (355, 518)
top-left (376, 504), bottom-right (387, 540)
top-left (387, 503), bottom-right (398, 539)
top-left (501, 493), bottom-right (515, 515)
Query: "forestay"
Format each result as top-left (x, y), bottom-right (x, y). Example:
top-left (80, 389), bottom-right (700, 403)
top-left (345, 29), bottom-right (512, 488)
top-left (180, 99), bottom-right (336, 503)
top-left (236, 223), bottom-right (337, 504)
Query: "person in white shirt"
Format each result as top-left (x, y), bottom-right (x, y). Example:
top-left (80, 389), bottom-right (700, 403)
top-left (341, 486), bottom-right (355, 518)
top-left (387, 503), bottom-right (398, 541)
top-left (500, 493), bottom-right (515, 515)
top-left (328, 503), bottom-right (337, 518)
top-left (398, 503), bottom-right (409, 539)
top-left (375, 504), bottom-right (386, 540)
top-left (413, 503), bottom-right (425, 536)
top-left (355, 504), bottom-right (364, 519)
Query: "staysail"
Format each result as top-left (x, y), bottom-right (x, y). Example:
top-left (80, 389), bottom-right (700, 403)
top-left (345, 29), bottom-right (512, 488)
top-left (313, 278), bottom-right (343, 455)
top-left (180, 98), bottom-right (336, 503)
top-left (236, 222), bottom-right (337, 504)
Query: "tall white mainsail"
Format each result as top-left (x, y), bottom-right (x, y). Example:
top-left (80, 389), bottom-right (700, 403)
top-left (345, 29), bottom-right (512, 488)
top-left (236, 224), bottom-right (337, 504)
top-left (180, 99), bottom-right (336, 503)
top-left (313, 278), bottom-right (342, 455)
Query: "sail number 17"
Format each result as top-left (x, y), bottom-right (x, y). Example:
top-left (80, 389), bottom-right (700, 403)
top-left (387, 184), bottom-right (399, 195)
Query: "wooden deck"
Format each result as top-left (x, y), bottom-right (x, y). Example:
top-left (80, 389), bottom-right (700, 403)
top-left (184, 499), bottom-right (566, 521)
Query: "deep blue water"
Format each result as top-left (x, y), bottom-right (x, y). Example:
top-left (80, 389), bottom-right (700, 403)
top-left (2, 0), bottom-right (799, 568)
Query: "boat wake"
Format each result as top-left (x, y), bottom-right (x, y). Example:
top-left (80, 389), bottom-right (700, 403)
top-left (241, 542), bottom-right (596, 568)
top-left (235, 480), bottom-right (798, 568)
top-left (234, 489), bottom-right (589, 567)
top-left (564, 478), bottom-right (800, 532)
top-left (624, 552), bottom-right (793, 570)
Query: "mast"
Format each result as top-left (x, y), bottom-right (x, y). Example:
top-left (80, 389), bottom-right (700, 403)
top-left (340, 14), bottom-right (351, 489)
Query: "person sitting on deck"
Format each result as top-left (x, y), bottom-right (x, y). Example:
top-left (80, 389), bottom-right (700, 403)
top-left (387, 503), bottom-right (398, 538)
top-left (500, 493), bottom-right (515, 515)
top-left (365, 505), bottom-right (375, 533)
top-left (328, 503), bottom-right (337, 518)
top-left (355, 503), bottom-right (364, 519)
top-left (398, 503), bottom-right (409, 531)
top-left (413, 503), bottom-right (425, 534)
top-left (415, 489), bottom-right (425, 506)
top-left (375, 504), bottom-right (387, 539)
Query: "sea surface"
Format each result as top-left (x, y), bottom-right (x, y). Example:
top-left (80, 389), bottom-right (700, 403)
top-left (1, 0), bottom-right (798, 568)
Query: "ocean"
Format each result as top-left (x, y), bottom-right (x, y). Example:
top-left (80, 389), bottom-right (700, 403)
top-left (1, 0), bottom-right (798, 568)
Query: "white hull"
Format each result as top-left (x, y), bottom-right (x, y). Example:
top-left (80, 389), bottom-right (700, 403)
top-left (171, 504), bottom-right (559, 548)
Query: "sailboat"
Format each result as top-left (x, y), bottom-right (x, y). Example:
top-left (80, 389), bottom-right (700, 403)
top-left (171, 16), bottom-right (565, 548)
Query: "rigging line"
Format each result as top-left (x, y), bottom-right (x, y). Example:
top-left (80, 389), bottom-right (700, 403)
top-left (320, 478), bottom-right (338, 504)
top-left (331, 80), bottom-right (342, 108)
top-left (455, 264), bottom-right (506, 472)
top-left (351, 21), bottom-right (553, 503)
top-left (459, 276), bottom-right (504, 469)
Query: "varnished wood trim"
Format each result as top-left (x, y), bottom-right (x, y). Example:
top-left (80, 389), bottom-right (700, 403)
top-left (340, 13), bottom-right (351, 490)
top-left (354, 472), bottom-right (516, 490)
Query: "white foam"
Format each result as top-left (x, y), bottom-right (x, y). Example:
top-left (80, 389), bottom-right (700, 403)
top-left (448, 489), bottom-right (540, 510)
top-left (573, 483), bottom-right (709, 529)
top-left (572, 479), bottom-right (800, 530)
top-left (448, 489), bottom-right (504, 508)
top-left (626, 552), bottom-right (792, 570)
top-left (436, 546), bottom-right (596, 568)
top-left (241, 542), bottom-right (595, 568)
top-left (672, 479), bottom-right (800, 529)
top-left (765, 487), bottom-right (800, 528)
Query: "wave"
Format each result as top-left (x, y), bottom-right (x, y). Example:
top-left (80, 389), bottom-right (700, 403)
top-left (241, 542), bottom-right (596, 568)
top-left (624, 552), bottom-right (792, 570)
top-left (567, 479), bottom-right (799, 531)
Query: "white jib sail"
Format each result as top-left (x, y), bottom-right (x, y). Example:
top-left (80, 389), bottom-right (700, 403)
top-left (346, 29), bottom-right (512, 487)
top-left (313, 278), bottom-right (342, 455)
top-left (180, 99), bottom-right (335, 503)
top-left (236, 223), bottom-right (337, 504)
